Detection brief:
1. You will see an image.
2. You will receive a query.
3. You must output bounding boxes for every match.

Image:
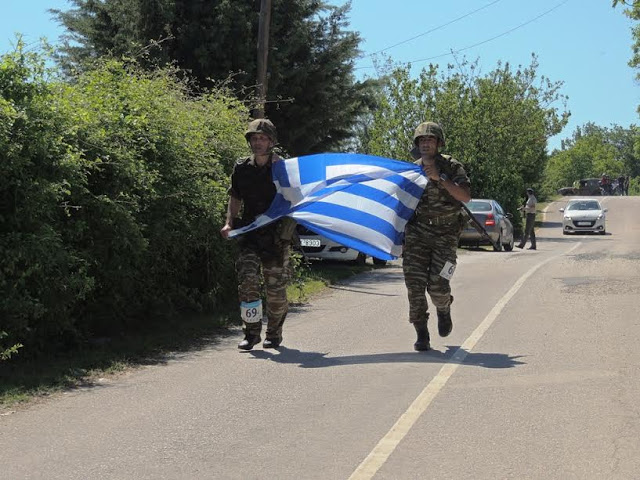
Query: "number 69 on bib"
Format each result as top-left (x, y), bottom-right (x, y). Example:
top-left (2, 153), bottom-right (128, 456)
top-left (240, 300), bottom-right (263, 324)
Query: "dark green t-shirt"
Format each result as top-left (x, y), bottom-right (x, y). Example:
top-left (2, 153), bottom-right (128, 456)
top-left (228, 155), bottom-right (277, 224)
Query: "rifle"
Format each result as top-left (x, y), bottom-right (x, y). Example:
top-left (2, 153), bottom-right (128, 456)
top-left (460, 202), bottom-right (501, 250)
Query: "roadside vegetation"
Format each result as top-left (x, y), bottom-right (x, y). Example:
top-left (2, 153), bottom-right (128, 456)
top-left (544, 123), bottom-right (640, 196)
top-left (0, 257), bottom-right (375, 410)
top-left (361, 55), bottom-right (569, 233)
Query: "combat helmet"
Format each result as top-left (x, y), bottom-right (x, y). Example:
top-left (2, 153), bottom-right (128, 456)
top-left (245, 118), bottom-right (277, 143)
top-left (413, 121), bottom-right (445, 146)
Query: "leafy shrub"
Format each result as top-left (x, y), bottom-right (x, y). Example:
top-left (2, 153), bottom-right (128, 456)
top-left (1, 45), bottom-right (249, 356)
top-left (1, 46), bottom-right (94, 353)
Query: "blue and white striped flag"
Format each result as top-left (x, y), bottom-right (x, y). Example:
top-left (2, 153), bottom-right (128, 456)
top-left (228, 153), bottom-right (428, 260)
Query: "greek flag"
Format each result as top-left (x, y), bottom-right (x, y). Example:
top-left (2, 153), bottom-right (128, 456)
top-left (228, 153), bottom-right (428, 260)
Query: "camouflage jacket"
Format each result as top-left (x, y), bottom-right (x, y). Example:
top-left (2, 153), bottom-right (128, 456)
top-left (411, 154), bottom-right (470, 221)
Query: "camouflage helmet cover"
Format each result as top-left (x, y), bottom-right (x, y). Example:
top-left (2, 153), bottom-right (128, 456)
top-left (245, 118), bottom-right (277, 143)
top-left (413, 121), bottom-right (445, 146)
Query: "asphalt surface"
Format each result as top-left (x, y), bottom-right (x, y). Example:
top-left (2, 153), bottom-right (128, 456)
top-left (2, 195), bottom-right (640, 480)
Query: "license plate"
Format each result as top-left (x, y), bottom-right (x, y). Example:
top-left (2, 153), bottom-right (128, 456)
top-left (300, 238), bottom-right (321, 247)
top-left (577, 221), bottom-right (591, 226)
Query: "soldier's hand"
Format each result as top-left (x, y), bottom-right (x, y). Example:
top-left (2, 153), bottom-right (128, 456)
top-left (220, 224), bottom-right (232, 239)
top-left (423, 163), bottom-right (440, 182)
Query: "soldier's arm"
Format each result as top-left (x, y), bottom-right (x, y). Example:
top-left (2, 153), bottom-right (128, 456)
top-left (221, 195), bottom-right (242, 239)
top-left (440, 158), bottom-right (471, 203)
top-left (440, 177), bottom-right (471, 203)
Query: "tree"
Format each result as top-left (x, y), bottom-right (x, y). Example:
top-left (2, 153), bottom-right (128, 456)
top-left (612, 1), bottom-right (640, 170)
top-left (363, 55), bottom-right (569, 218)
top-left (51, 0), bottom-right (374, 155)
top-left (613, 0), bottom-right (640, 81)
top-left (546, 122), bottom-right (639, 192)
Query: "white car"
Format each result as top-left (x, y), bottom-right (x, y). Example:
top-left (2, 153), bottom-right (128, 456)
top-left (296, 225), bottom-right (387, 265)
top-left (559, 198), bottom-right (607, 235)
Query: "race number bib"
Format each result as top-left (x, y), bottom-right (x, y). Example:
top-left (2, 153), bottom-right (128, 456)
top-left (439, 261), bottom-right (456, 280)
top-left (240, 300), bottom-right (263, 324)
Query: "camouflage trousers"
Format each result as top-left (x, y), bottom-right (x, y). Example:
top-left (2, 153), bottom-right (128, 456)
top-left (519, 213), bottom-right (537, 248)
top-left (402, 221), bottom-right (460, 325)
top-left (236, 244), bottom-right (290, 340)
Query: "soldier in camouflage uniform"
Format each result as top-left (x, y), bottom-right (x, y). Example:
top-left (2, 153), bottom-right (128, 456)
top-left (221, 119), bottom-right (296, 351)
top-left (404, 122), bottom-right (471, 351)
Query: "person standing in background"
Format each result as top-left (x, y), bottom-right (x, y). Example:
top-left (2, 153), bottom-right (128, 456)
top-left (516, 188), bottom-right (537, 250)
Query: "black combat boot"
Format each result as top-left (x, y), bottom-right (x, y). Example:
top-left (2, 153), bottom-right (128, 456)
top-left (238, 333), bottom-right (262, 351)
top-left (437, 310), bottom-right (453, 337)
top-left (264, 316), bottom-right (285, 349)
top-left (263, 336), bottom-right (282, 349)
top-left (413, 323), bottom-right (430, 351)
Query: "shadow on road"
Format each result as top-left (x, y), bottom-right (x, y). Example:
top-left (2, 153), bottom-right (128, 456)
top-left (535, 235), bottom-right (611, 245)
top-left (326, 284), bottom-right (401, 296)
top-left (537, 221), bottom-right (563, 229)
top-left (249, 346), bottom-right (526, 369)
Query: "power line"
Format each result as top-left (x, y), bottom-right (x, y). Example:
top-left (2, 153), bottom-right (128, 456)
top-left (355, 0), bottom-right (570, 71)
top-left (365, 0), bottom-right (503, 58)
top-left (410, 0), bottom-right (570, 64)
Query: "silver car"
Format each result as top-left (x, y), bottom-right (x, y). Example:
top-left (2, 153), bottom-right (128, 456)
top-left (459, 199), bottom-right (515, 251)
top-left (560, 198), bottom-right (607, 235)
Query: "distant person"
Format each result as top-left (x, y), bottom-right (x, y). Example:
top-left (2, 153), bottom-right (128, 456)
top-left (618, 175), bottom-right (626, 195)
top-left (624, 175), bottom-right (630, 196)
top-left (516, 188), bottom-right (537, 250)
top-left (600, 173), bottom-right (611, 195)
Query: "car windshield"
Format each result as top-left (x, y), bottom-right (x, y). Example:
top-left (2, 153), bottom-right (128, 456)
top-left (567, 201), bottom-right (600, 211)
top-left (466, 201), bottom-right (492, 212)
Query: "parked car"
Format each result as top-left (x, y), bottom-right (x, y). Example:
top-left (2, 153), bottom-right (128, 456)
top-left (295, 225), bottom-right (387, 264)
top-left (557, 178), bottom-right (603, 196)
top-left (559, 198), bottom-right (607, 235)
top-left (557, 186), bottom-right (576, 196)
top-left (458, 199), bottom-right (515, 251)
top-left (576, 178), bottom-right (603, 196)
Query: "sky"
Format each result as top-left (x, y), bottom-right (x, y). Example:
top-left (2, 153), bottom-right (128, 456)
top-left (1, 0), bottom-right (638, 151)
top-left (331, 0), bottom-right (639, 150)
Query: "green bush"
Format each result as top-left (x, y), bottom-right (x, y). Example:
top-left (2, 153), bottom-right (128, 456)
top-left (0, 331), bottom-right (22, 361)
top-left (1, 45), bottom-right (249, 356)
top-left (0, 46), bottom-right (94, 354)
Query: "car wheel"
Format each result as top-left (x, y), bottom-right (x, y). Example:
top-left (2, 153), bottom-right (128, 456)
top-left (372, 257), bottom-right (387, 266)
top-left (503, 233), bottom-right (514, 251)
top-left (492, 232), bottom-right (503, 252)
top-left (354, 252), bottom-right (367, 265)
top-left (599, 230), bottom-right (606, 235)
top-left (563, 230), bottom-right (569, 235)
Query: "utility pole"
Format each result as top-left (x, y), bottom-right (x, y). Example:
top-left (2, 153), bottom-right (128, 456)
top-left (255, 0), bottom-right (272, 119)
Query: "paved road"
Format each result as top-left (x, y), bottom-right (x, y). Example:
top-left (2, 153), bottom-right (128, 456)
top-left (2, 196), bottom-right (640, 480)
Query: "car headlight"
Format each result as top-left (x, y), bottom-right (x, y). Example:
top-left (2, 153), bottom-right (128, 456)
top-left (597, 214), bottom-right (604, 220)
top-left (564, 215), bottom-right (571, 220)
